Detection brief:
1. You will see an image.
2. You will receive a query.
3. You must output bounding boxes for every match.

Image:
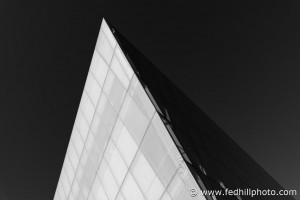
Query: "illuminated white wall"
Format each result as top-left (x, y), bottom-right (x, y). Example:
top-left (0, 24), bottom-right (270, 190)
top-left (53, 19), bottom-right (206, 200)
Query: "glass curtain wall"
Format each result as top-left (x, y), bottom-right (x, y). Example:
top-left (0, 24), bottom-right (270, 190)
top-left (53, 19), bottom-right (206, 200)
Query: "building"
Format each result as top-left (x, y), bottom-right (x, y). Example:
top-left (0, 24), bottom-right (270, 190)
top-left (53, 19), bottom-right (295, 200)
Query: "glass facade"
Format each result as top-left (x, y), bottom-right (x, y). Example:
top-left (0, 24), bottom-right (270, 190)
top-left (53, 19), bottom-right (206, 200)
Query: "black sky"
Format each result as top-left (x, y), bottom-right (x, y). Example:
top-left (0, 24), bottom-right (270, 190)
top-left (0, 0), bottom-right (299, 199)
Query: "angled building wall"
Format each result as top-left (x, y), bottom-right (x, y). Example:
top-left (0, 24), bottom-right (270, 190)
top-left (53, 19), bottom-right (206, 200)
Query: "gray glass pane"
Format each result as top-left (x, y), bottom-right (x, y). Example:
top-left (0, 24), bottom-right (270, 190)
top-left (119, 94), bottom-right (149, 145)
top-left (151, 113), bottom-right (173, 151)
top-left (69, 192), bottom-right (75, 200)
top-left (61, 170), bottom-right (71, 197)
top-left (111, 119), bottom-right (138, 166)
top-left (85, 132), bottom-right (102, 168)
top-left (91, 176), bottom-right (109, 200)
top-left (160, 192), bottom-right (172, 200)
top-left (81, 149), bottom-right (97, 188)
top-left (104, 141), bottom-right (128, 186)
top-left (121, 172), bottom-right (145, 200)
top-left (71, 127), bottom-right (84, 158)
top-left (129, 75), bottom-right (155, 119)
top-left (131, 151), bottom-right (164, 200)
top-left (97, 160), bottom-right (119, 200)
top-left (96, 94), bottom-right (118, 133)
top-left (145, 176), bottom-right (165, 200)
top-left (140, 124), bottom-right (168, 171)
top-left (84, 73), bottom-right (101, 108)
top-left (156, 154), bottom-right (177, 187)
top-left (57, 183), bottom-right (66, 200)
top-left (67, 142), bottom-right (79, 171)
top-left (71, 178), bottom-right (80, 198)
top-left (115, 45), bottom-right (133, 80)
top-left (90, 50), bottom-right (109, 87)
top-left (103, 70), bottom-right (126, 112)
top-left (64, 156), bottom-right (75, 184)
top-left (75, 110), bottom-right (89, 142)
top-left (167, 172), bottom-right (185, 200)
top-left (77, 164), bottom-right (93, 199)
top-left (96, 30), bottom-right (114, 65)
top-left (90, 113), bottom-right (109, 154)
top-left (110, 55), bottom-right (130, 88)
top-left (88, 193), bottom-right (95, 200)
top-left (115, 193), bottom-right (126, 200)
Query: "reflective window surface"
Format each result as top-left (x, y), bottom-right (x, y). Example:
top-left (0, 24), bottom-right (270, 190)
top-left (54, 19), bottom-right (206, 200)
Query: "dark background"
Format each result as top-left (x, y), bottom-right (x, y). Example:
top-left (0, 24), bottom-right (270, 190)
top-left (0, 0), bottom-right (299, 199)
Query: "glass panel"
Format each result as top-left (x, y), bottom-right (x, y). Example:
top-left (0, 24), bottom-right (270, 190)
top-left (156, 154), bottom-right (177, 187)
top-left (131, 151), bottom-right (156, 194)
top-left (84, 73), bottom-right (101, 107)
top-left (145, 176), bottom-right (164, 200)
top-left (75, 164), bottom-right (84, 186)
top-left (130, 150), bottom-right (165, 199)
top-left (79, 91), bottom-right (89, 116)
top-left (76, 193), bottom-right (85, 200)
top-left (75, 111), bottom-right (89, 142)
top-left (85, 132), bottom-right (102, 168)
top-left (103, 70), bottom-right (126, 112)
top-left (61, 170), bottom-right (71, 197)
top-left (144, 87), bottom-right (163, 114)
top-left (80, 92), bottom-right (95, 125)
top-left (119, 94), bottom-right (149, 145)
top-left (115, 45), bottom-right (133, 80)
top-left (96, 30), bottom-right (114, 65)
top-left (64, 156), bottom-right (75, 184)
top-left (167, 171), bottom-right (186, 200)
top-left (160, 192), bottom-right (172, 200)
top-left (140, 124), bottom-right (168, 171)
top-left (92, 176), bottom-right (108, 200)
top-left (80, 147), bottom-right (89, 167)
top-left (90, 51), bottom-right (109, 87)
top-left (169, 145), bottom-right (186, 176)
top-left (121, 172), bottom-right (145, 200)
top-left (71, 179), bottom-right (80, 199)
top-left (96, 94), bottom-right (118, 133)
top-left (129, 75), bottom-right (155, 119)
top-left (97, 160), bottom-right (119, 200)
top-left (111, 119), bottom-right (138, 166)
top-left (91, 114), bottom-right (109, 157)
top-left (67, 142), bottom-right (79, 170)
top-left (110, 55), bottom-right (130, 88)
top-left (82, 186), bottom-right (90, 199)
top-left (81, 149), bottom-right (97, 188)
top-left (76, 164), bottom-right (91, 199)
top-left (88, 193), bottom-right (95, 200)
top-left (85, 132), bottom-right (96, 156)
top-left (152, 113), bottom-right (173, 151)
top-left (58, 183), bottom-right (66, 200)
top-left (90, 111), bottom-right (102, 135)
top-left (71, 127), bottom-right (84, 158)
top-left (104, 141), bottom-right (128, 186)
top-left (115, 193), bottom-right (125, 200)
top-left (69, 192), bottom-right (75, 200)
